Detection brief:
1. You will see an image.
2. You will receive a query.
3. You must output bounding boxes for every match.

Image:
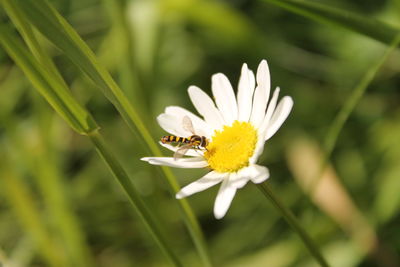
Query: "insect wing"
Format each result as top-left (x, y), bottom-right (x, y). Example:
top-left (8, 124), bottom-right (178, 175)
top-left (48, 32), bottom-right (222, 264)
top-left (182, 116), bottom-right (195, 135)
top-left (173, 144), bottom-right (192, 160)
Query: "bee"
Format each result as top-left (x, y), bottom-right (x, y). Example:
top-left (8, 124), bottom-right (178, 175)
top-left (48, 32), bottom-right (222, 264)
top-left (161, 116), bottom-right (208, 160)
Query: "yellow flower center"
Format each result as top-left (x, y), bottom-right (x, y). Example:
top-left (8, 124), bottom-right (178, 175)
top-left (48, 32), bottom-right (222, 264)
top-left (204, 121), bottom-right (258, 173)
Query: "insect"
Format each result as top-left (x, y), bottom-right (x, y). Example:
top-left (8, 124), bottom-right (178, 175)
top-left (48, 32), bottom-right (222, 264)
top-left (161, 116), bottom-right (208, 160)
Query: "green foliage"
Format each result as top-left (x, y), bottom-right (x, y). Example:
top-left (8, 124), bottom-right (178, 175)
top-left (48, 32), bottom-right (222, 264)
top-left (1, 0), bottom-right (400, 266)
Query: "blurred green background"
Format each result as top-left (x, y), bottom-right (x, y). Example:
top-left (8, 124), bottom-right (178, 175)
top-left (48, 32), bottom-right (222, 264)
top-left (1, 0), bottom-right (400, 266)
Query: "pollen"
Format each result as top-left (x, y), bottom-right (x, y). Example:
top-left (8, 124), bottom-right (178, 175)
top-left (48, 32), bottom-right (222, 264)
top-left (204, 121), bottom-right (258, 173)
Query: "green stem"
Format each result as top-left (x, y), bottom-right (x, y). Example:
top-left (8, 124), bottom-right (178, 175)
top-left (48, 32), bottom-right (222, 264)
top-left (257, 182), bottom-right (330, 267)
top-left (88, 131), bottom-right (182, 267)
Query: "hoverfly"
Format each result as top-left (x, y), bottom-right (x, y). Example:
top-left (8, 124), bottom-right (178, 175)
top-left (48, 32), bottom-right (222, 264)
top-left (161, 116), bottom-right (208, 160)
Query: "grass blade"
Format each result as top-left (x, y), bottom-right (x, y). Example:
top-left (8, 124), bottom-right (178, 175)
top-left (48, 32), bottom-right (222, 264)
top-left (262, 0), bottom-right (400, 45)
top-left (303, 34), bottom-right (400, 192)
top-left (300, 34), bottom-right (400, 192)
top-left (0, 26), bottom-right (97, 135)
top-left (0, 27), bottom-right (182, 266)
top-left (13, 0), bottom-right (160, 153)
top-left (0, 0), bottom-right (67, 87)
top-left (1, 2), bottom-right (94, 265)
top-left (10, 0), bottom-right (211, 264)
top-left (323, 34), bottom-right (400, 159)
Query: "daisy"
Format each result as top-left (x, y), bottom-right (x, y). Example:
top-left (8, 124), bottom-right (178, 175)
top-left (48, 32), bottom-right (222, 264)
top-left (142, 60), bottom-right (293, 219)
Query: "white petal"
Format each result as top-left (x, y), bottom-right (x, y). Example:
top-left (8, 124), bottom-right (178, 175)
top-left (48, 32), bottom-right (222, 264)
top-left (237, 63), bottom-right (255, 122)
top-left (212, 73), bottom-right (238, 125)
top-left (165, 106), bottom-right (213, 138)
top-left (250, 60), bottom-right (271, 128)
top-left (250, 165), bottom-right (270, 184)
top-left (213, 178), bottom-right (237, 219)
top-left (159, 142), bottom-right (204, 157)
top-left (257, 60), bottom-right (271, 91)
top-left (188, 86), bottom-right (224, 130)
top-left (176, 171), bottom-right (225, 199)
top-left (157, 113), bottom-right (188, 137)
top-left (250, 88), bottom-right (281, 163)
top-left (229, 169), bottom-right (250, 189)
top-left (141, 157), bottom-right (208, 168)
top-left (229, 165), bottom-right (270, 188)
top-left (265, 96), bottom-right (293, 140)
top-left (259, 87), bottom-right (280, 135)
top-left (249, 130), bottom-right (266, 164)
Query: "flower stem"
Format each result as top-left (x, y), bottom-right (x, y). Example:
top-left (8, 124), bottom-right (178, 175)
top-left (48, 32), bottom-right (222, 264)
top-left (257, 182), bottom-right (330, 267)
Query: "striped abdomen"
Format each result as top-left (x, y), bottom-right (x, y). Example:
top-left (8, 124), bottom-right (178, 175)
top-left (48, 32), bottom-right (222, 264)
top-left (161, 135), bottom-right (208, 148)
top-left (161, 135), bottom-right (191, 144)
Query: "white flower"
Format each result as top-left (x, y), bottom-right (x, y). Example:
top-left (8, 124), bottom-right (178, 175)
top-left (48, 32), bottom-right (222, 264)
top-left (142, 60), bottom-right (293, 219)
